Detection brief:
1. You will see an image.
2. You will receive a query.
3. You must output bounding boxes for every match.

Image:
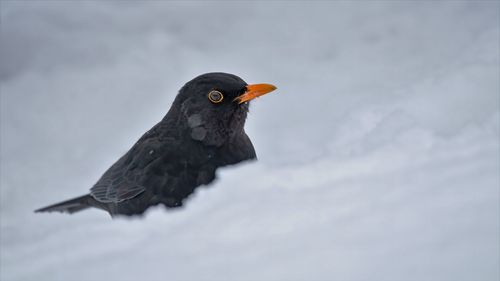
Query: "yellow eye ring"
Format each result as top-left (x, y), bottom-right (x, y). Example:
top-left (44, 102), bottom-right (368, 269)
top-left (208, 90), bottom-right (224, 103)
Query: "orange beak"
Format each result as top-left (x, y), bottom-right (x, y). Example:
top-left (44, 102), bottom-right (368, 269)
top-left (234, 83), bottom-right (277, 104)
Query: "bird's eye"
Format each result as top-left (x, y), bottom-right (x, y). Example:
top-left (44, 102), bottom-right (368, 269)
top-left (208, 90), bottom-right (224, 103)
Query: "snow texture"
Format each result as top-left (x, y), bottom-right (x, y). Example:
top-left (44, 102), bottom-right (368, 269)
top-left (1, 2), bottom-right (499, 281)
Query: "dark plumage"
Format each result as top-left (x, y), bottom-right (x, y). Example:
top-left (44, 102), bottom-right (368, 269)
top-left (35, 73), bottom-right (276, 216)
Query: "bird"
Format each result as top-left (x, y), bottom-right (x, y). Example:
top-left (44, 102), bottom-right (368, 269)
top-left (35, 72), bottom-right (276, 216)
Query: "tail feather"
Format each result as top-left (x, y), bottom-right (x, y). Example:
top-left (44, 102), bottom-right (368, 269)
top-left (35, 194), bottom-right (92, 214)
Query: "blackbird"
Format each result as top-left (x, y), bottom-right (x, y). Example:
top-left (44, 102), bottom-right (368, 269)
top-left (35, 73), bottom-right (276, 216)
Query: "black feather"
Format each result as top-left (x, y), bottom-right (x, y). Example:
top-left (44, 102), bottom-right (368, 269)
top-left (36, 73), bottom-right (258, 216)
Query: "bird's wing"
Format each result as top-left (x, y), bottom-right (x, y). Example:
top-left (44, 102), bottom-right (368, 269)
top-left (90, 127), bottom-right (165, 204)
top-left (89, 163), bottom-right (146, 203)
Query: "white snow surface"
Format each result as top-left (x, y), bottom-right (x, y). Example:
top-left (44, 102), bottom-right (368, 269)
top-left (1, 2), bottom-right (499, 281)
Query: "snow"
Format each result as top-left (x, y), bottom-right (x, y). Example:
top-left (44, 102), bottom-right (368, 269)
top-left (1, 2), bottom-right (499, 281)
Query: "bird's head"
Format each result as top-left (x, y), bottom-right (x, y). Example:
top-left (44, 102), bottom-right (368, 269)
top-left (171, 72), bottom-right (276, 147)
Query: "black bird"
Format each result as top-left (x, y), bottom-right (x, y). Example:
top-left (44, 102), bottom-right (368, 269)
top-left (35, 73), bottom-right (276, 216)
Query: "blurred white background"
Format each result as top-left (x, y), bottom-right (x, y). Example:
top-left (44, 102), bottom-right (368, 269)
top-left (1, 2), bottom-right (498, 281)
